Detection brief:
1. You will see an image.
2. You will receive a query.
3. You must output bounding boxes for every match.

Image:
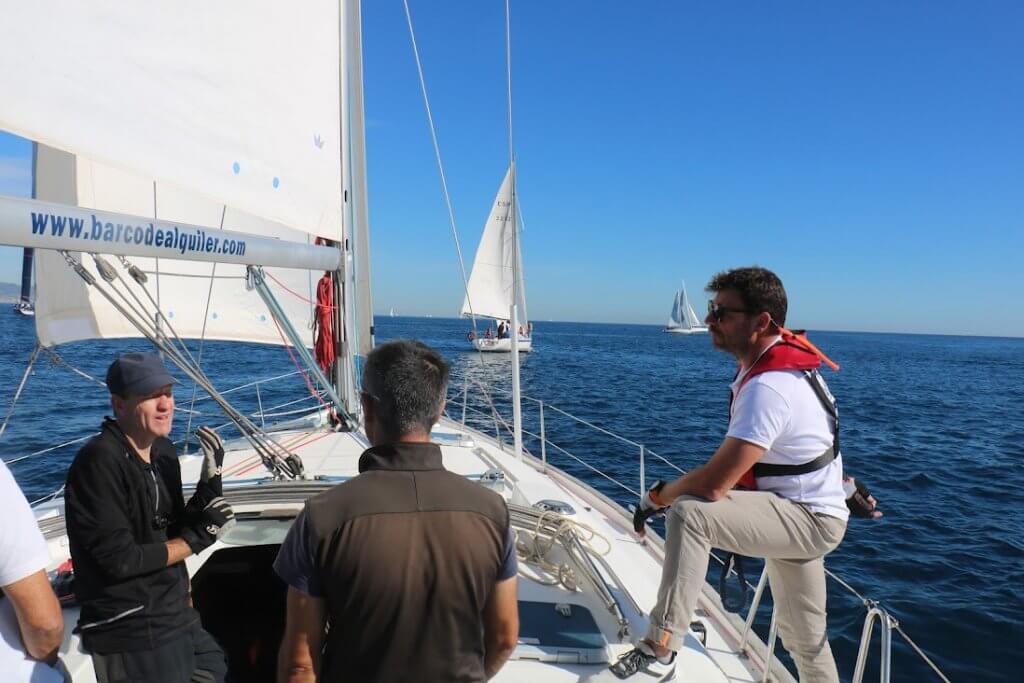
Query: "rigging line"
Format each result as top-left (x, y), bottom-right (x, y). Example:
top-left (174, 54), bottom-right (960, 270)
top-left (38, 347), bottom-right (107, 389)
top-left (892, 623), bottom-right (953, 683)
top-left (505, 0), bottom-right (514, 168)
top-left (4, 433), bottom-right (97, 467)
top-left (401, 0), bottom-right (479, 336)
top-left (264, 270), bottom-right (337, 309)
top-left (31, 485), bottom-right (64, 507)
top-left (267, 305), bottom-right (330, 412)
top-left (184, 204), bottom-right (227, 453)
top-left (64, 254), bottom-right (297, 478)
top-left (0, 343), bottom-right (42, 443)
top-left (107, 255), bottom-right (203, 373)
top-left (152, 181), bottom-right (161, 343)
top-left (504, 0), bottom-right (523, 326)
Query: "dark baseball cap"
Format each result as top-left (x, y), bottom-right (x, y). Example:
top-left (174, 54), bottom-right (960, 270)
top-left (106, 352), bottom-right (177, 397)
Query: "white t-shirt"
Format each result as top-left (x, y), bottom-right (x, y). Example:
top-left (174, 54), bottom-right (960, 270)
top-left (1, 460), bottom-right (64, 682)
top-left (727, 363), bottom-right (849, 521)
top-left (0, 461), bottom-right (50, 587)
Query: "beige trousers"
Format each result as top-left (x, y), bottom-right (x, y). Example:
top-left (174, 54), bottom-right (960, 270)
top-left (646, 490), bottom-right (847, 683)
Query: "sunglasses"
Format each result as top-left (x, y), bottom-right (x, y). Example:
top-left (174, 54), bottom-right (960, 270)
top-left (707, 300), bottom-right (755, 322)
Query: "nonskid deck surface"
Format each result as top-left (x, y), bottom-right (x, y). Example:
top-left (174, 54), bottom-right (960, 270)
top-left (35, 419), bottom-right (782, 683)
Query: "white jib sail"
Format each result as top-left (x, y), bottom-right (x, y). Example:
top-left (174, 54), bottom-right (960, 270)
top-left (681, 283), bottom-right (704, 328)
top-left (0, 1), bottom-right (344, 242)
top-left (460, 166), bottom-right (528, 324)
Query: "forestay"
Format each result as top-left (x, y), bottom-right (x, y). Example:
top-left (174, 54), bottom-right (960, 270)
top-left (460, 166), bottom-right (528, 323)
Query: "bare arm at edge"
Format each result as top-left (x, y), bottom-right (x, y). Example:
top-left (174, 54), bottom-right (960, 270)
top-left (165, 538), bottom-right (192, 566)
top-left (3, 569), bottom-right (64, 665)
top-left (277, 586), bottom-right (326, 683)
top-left (483, 575), bottom-right (519, 679)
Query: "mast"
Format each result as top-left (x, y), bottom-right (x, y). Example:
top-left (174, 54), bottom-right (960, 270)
top-left (18, 248), bottom-right (33, 305)
top-left (333, 0), bottom-right (372, 420)
top-left (506, 0), bottom-right (523, 461)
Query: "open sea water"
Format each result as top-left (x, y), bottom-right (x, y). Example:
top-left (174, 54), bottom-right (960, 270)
top-left (2, 311), bottom-right (1021, 682)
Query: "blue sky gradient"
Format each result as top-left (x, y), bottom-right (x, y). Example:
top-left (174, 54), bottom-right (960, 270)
top-left (2, 1), bottom-right (1021, 336)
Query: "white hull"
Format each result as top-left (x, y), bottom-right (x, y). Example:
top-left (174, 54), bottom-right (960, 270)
top-left (13, 302), bottom-right (35, 317)
top-left (665, 325), bottom-right (707, 334)
top-left (471, 336), bottom-right (533, 353)
top-left (30, 408), bottom-right (790, 683)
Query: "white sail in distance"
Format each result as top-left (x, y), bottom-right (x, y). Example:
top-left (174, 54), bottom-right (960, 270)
top-left (681, 283), bottom-right (704, 327)
top-left (667, 281), bottom-right (706, 332)
top-left (668, 290), bottom-right (684, 327)
top-left (460, 165), bottom-right (528, 324)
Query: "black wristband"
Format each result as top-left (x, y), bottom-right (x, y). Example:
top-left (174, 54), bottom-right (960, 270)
top-left (180, 526), bottom-right (214, 554)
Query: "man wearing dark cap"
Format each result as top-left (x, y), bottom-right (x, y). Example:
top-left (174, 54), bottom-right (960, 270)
top-left (275, 340), bottom-right (519, 683)
top-left (65, 352), bottom-right (234, 682)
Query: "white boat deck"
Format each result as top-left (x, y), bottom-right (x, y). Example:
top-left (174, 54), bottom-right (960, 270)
top-left (34, 415), bottom-right (790, 683)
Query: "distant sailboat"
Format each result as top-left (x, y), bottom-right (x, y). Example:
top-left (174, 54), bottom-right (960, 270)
top-left (461, 164), bottom-right (532, 352)
top-left (665, 281), bottom-right (707, 334)
top-left (13, 247), bottom-right (34, 316)
top-left (388, 306), bottom-right (396, 317)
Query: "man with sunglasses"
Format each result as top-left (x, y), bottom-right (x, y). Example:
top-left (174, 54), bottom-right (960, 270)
top-left (612, 267), bottom-right (853, 682)
top-left (64, 352), bottom-right (232, 682)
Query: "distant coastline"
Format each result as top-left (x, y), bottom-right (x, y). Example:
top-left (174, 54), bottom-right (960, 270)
top-left (0, 281), bottom-right (20, 303)
top-left (0, 283), bottom-right (1018, 338)
top-left (376, 313), bottom-right (1024, 339)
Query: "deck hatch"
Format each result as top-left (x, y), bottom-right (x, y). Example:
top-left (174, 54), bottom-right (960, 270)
top-left (514, 600), bottom-right (608, 664)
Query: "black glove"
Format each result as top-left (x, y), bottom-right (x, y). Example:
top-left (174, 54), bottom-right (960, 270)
top-left (181, 497), bottom-right (235, 554)
top-left (632, 480), bottom-right (669, 535)
top-left (195, 426), bottom-right (225, 499)
top-left (844, 475), bottom-right (882, 519)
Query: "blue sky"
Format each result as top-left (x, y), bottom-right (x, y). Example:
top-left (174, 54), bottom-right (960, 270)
top-left (2, 1), bottom-right (1022, 336)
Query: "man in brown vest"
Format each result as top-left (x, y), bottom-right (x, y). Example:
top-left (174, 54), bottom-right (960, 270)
top-left (275, 340), bottom-right (519, 682)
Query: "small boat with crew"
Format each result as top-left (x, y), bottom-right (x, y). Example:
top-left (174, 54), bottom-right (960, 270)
top-left (461, 166), bottom-right (532, 353)
top-left (12, 247), bottom-right (35, 316)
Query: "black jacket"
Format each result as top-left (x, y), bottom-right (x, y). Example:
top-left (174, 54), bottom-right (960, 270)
top-left (65, 419), bottom-right (198, 653)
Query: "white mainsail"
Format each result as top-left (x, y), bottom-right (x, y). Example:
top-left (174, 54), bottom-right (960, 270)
top-left (460, 165), bottom-right (528, 324)
top-left (0, 1), bottom-right (344, 241)
top-left (0, 1), bottom-right (373, 353)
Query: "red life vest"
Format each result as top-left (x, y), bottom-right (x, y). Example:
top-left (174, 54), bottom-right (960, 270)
top-left (731, 332), bottom-right (836, 490)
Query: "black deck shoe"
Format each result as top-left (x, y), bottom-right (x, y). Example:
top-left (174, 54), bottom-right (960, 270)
top-left (608, 642), bottom-right (676, 680)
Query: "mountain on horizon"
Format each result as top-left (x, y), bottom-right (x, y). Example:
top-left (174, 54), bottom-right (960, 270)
top-left (0, 281), bottom-right (21, 302)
